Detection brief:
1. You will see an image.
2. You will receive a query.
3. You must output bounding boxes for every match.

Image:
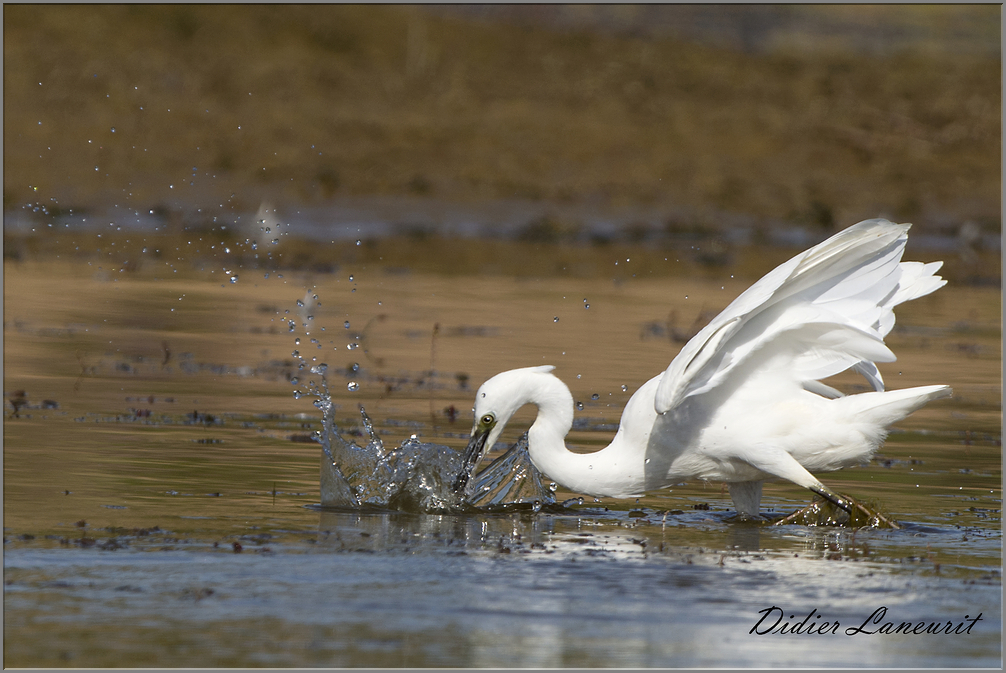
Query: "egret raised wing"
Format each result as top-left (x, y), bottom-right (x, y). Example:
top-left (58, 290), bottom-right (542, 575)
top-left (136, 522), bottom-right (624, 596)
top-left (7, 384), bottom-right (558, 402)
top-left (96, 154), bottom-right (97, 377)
top-left (463, 220), bottom-right (951, 517)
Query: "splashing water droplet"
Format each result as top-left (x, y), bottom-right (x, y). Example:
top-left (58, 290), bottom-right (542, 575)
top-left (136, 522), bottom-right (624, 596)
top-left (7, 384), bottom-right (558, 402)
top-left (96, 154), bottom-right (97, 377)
top-left (348, 275), bottom-right (354, 281)
top-left (347, 343), bottom-right (359, 350)
top-left (291, 377), bottom-right (299, 385)
top-left (621, 384), bottom-right (628, 392)
top-left (297, 299), bottom-right (304, 307)
top-left (344, 320), bottom-right (350, 329)
top-left (347, 381), bottom-right (359, 392)
top-left (351, 363), bottom-right (360, 373)
top-left (229, 275), bottom-right (238, 283)
top-left (591, 393), bottom-right (599, 400)
top-left (293, 390), bottom-right (302, 400)
top-left (295, 338), bottom-right (301, 345)
top-left (584, 303), bottom-right (590, 309)
top-left (355, 240), bottom-right (361, 246)
top-left (576, 402), bottom-right (583, 411)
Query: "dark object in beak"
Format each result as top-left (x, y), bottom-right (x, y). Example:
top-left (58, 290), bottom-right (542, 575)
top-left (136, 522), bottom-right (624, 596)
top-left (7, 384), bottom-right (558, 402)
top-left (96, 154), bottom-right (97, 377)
top-left (452, 426), bottom-right (492, 494)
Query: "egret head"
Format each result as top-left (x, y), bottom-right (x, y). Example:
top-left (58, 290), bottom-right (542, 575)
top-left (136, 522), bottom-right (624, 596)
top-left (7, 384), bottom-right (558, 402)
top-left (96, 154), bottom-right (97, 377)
top-left (453, 366), bottom-right (559, 492)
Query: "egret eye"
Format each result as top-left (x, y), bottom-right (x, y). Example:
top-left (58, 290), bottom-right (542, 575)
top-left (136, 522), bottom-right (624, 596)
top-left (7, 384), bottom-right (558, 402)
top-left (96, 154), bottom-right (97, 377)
top-left (481, 414), bottom-right (495, 426)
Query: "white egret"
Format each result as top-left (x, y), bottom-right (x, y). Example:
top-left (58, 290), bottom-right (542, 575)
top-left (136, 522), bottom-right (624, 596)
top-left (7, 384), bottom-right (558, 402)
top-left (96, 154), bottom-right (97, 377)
top-left (459, 219), bottom-right (952, 517)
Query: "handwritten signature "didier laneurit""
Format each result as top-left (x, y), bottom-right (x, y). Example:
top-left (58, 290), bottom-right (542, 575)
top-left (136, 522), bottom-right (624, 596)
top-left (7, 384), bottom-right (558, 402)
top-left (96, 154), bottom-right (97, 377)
top-left (750, 606), bottom-right (984, 636)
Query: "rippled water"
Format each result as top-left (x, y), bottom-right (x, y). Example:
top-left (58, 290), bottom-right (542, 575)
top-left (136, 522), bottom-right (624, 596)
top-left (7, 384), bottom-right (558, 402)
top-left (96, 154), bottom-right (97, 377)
top-left (3, 254), bottom-right (1001, 667)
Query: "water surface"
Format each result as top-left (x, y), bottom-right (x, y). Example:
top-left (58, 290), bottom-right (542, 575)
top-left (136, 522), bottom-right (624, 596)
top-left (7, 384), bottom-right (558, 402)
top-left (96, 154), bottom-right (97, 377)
top-left (3, 254), bottom-right (1001, 667)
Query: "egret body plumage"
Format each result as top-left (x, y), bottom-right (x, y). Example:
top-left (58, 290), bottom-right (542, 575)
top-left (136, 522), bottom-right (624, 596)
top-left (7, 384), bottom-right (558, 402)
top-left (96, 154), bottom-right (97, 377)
top-left (459, 219), bottom-right (952, 517)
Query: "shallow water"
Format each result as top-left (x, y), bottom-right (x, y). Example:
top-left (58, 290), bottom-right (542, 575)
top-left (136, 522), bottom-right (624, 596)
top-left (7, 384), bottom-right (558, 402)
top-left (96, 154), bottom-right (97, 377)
top-left (3, 254), bottom-right (1001, 667)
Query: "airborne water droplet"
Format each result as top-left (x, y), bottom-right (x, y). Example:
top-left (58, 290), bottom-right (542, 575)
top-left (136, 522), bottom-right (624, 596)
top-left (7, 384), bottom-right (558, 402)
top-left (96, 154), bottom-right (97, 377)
top-left (621, 384), bottom-right (628, 392)
top-left (553, 316), bottom-right (559, 322)
top-left (347, 381), bottom-right (359, 392)
top-left (344, 320), bottom-right (350, 329)
top-left (355, 239), bottom-right (361, 246)
top-left (591, 393), bottom-right (599, 400)
top-left (576, 402), bottom-right (583, 410)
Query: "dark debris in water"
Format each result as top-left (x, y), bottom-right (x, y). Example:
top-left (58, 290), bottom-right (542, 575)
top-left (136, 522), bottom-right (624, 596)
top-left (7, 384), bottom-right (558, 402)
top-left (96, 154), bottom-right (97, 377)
top-left (773, 494), bottom-right (900, 529)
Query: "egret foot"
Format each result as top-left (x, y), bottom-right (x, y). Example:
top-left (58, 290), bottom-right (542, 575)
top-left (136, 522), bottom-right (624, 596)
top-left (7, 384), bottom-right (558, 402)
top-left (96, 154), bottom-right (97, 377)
top-left (774, 493), bottom-right (900, 529)
top-left (727, 511), bottom-right (769, 524)
top-left (810, 484), bottom-right (853, 513)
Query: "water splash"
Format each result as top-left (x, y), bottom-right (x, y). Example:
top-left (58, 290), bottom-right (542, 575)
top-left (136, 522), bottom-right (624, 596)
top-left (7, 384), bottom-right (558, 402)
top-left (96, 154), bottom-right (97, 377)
top-left (464, 433), bottom-right (554, 509)
top-left (293, 291), bottom-right (555, 514)
top-left (317, 394), bottom-right (555, 513)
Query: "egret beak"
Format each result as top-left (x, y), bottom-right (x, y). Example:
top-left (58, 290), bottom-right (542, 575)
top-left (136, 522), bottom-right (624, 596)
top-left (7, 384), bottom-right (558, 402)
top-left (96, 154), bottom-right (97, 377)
top-left (452, 424), bottom-right (493, 494)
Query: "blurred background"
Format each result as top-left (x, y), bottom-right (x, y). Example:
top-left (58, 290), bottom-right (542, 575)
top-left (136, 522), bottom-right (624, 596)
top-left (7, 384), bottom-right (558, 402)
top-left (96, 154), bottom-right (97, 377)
top-left (3, 4), bottom-right (1001, 279)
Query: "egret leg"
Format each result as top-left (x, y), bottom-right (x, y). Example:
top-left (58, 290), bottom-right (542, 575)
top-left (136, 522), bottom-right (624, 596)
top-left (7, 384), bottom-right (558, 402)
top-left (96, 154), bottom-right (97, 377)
top-left (809, 484), bottom-right (853, 513)
top-left (739, 446), bottom-right (853, 514)
top-left (728, 481), bottom-right (764, 518)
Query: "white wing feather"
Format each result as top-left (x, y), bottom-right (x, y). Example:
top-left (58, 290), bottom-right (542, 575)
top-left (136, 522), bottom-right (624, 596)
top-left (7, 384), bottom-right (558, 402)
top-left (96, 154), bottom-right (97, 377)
top-left (654, 219), bottom-right (945, 414)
